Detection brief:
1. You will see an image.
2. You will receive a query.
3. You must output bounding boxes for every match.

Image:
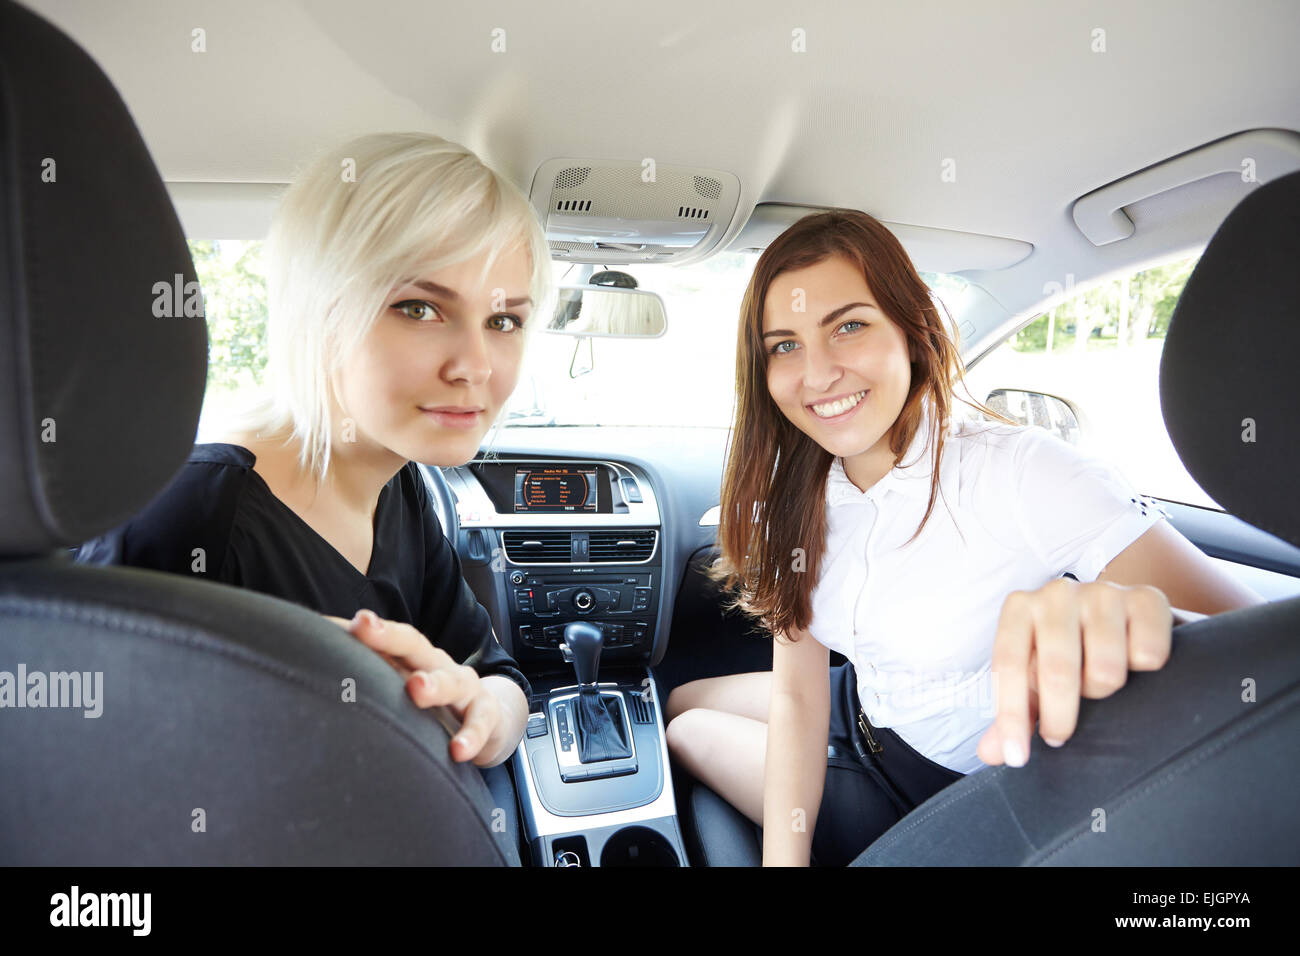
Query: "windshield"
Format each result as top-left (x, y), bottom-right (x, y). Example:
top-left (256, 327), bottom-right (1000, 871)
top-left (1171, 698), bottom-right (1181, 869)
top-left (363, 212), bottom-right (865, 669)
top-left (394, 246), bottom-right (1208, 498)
top-left (505, 256), bottom-right (967, 428)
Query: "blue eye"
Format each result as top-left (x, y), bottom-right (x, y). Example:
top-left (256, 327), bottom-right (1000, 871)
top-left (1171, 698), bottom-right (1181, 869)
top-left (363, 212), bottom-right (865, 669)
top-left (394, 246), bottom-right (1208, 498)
top-left (393, 299), bottom-right (441, 322)
top-left (768, 340), bottom-right (797, 355)
top-left (838, 320), bottom-right (866, 334)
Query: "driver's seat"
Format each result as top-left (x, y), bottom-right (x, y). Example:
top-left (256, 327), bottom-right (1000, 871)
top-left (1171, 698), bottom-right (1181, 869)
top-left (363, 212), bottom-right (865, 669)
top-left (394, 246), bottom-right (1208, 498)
top-left (0, 0), bottom-right (516, 865)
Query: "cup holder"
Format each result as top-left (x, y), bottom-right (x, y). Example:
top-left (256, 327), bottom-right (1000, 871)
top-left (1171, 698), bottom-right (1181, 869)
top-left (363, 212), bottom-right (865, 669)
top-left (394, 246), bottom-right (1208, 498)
top-left (599, 826), bottom-right (680, 867)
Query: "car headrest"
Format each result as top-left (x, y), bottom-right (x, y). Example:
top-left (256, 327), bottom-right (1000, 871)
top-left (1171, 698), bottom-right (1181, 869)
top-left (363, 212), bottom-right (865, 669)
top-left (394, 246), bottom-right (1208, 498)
top-left (0, 0), bottom-right (207, 558)
top-left (1160, 169), bottom-right (1300, 550)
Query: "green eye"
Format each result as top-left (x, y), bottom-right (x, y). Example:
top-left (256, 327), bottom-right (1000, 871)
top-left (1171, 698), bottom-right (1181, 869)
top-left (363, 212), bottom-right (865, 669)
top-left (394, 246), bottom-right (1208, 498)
top-left (393, 299), bottom-right (440, 321)
top-left (768, 340), bottom-right (796, 355)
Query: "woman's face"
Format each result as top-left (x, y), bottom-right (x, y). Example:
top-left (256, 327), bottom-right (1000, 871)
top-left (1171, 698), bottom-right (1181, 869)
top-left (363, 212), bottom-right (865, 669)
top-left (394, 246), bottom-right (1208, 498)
top-left (762, 254), bottom-right (913, 465)
top-left (335, 243), bottom-right (534, 468)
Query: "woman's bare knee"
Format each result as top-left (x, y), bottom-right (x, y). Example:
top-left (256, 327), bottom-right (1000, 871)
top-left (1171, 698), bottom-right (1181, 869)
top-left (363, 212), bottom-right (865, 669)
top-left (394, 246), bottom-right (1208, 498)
top-left (665, 708), bottom-right (705, 767)
top-left (666, 680), bottom-right (709, 722)
top-left (665, 671), bottom-right (770, 723)
top-left (666, 709), bottom-right (767, 825)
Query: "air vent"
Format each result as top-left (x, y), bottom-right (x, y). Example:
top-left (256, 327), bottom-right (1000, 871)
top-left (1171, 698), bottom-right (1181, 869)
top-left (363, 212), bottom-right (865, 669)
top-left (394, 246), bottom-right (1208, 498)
top-left (502, 531), bottom-right (572, 563)
top-left (628, 692), bottom-right (655, 724)
top-left (555, 198), bottom-right (593, 212)
top-left (677, 206), bottom-right (709, 220)
top-left (588, 529), bottom-right (656, 563)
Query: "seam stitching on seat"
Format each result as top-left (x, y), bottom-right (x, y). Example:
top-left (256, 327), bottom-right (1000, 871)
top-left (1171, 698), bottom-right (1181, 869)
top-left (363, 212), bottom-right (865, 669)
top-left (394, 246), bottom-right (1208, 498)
top-left (0, 593), bottom-right (511, 864)
top-left (864, 765), bottom-right (1011, 856)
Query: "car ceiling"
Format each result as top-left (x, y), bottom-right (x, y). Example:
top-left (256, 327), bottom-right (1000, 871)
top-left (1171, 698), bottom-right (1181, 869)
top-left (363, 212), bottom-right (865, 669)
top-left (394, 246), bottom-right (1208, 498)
top-left (24, 0), bottom-right (1300, 357)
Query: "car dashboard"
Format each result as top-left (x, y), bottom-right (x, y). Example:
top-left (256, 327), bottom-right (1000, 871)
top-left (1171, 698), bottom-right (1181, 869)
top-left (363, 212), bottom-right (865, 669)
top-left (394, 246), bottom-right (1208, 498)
top-left (443, 456), bottom-right (665, 666)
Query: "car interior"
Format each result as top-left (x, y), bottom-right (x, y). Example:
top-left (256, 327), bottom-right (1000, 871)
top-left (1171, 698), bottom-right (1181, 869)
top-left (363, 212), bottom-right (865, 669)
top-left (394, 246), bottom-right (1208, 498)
top-left (2, 0), bottom-right (1298, 868)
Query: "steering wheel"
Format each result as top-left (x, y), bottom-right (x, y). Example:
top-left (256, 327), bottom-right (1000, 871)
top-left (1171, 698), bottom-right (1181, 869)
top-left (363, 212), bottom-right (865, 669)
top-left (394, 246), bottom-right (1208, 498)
top-left (419, 463), bottom-right (461, 541)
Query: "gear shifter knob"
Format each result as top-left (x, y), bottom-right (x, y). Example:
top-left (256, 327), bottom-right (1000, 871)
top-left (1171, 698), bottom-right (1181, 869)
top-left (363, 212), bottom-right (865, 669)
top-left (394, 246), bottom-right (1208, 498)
top-left (563, 621), bottom-right (603, 687)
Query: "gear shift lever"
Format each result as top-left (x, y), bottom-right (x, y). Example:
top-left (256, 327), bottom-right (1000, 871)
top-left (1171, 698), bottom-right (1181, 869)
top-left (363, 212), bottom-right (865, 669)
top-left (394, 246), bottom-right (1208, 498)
top-left (561, 622), bottom-right (633, 763)
top-left (563, 621), bottom-right (603, 687)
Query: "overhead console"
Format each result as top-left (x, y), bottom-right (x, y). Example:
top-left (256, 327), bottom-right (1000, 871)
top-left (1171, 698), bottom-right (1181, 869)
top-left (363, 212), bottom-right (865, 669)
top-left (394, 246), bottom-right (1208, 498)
top-left (529, 157), bottom-right (742, 266)
top-left (442, 458), bottom-right (663, 665)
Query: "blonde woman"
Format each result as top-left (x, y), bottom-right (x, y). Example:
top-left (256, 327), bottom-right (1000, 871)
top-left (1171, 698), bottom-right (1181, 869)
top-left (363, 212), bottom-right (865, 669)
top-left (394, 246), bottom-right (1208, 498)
top-left (78, 132), bottom-right (552, 774)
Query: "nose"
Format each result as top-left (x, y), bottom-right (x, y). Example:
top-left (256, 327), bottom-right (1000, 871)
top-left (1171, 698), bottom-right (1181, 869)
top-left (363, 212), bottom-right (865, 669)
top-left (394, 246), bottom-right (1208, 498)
top-left (442, 322), bottom-right (492, 387)
top-left (800, 340), bottom-right (843, 395)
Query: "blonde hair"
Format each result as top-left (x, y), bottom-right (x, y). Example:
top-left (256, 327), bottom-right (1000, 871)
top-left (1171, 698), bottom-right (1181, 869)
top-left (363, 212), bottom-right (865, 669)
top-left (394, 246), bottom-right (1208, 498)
top-left (563, 290), bottom-right (664, 336)
top-left (222, 131), bottom-right (552, 482)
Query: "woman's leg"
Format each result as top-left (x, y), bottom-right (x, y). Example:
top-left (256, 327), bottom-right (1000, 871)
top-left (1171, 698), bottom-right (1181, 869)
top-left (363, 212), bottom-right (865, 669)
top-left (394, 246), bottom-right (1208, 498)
top-left (664, 671), bottom-right (771, 723)
top-left (664, 672), bottom-right (773, 826)
top-left (665, 666), bottom-right (909, 865)
top-left (665, 708), bottom-right (768, 825)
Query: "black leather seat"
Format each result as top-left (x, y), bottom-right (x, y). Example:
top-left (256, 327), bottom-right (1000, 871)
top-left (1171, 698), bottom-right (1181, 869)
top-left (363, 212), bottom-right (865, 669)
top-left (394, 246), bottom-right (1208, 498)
top-left (0, 0), bottom-right (516, 865)
top-left (682, 777), bottom-right (764, 867)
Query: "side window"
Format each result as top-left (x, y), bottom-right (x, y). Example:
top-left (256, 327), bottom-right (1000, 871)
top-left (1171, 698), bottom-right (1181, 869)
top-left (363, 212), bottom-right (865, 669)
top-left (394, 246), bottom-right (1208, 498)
top-left (961, 254), bottom-right (1220, 510)
top-left (188, 240), bottom-right (269, 440)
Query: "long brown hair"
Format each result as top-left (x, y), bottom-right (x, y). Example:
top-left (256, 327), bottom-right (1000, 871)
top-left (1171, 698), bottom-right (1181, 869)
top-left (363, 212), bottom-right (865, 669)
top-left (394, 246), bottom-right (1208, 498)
top-left (708, 209), bottom-right (1012, 640)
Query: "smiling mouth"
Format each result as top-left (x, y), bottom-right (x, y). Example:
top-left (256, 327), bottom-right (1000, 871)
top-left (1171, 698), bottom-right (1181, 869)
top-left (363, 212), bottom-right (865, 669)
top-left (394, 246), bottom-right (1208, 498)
top-left (808, 389), bottom-right (868, 419)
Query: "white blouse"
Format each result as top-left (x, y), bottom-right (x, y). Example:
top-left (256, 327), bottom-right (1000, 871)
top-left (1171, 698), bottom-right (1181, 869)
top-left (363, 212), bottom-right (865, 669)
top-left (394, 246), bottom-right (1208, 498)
top-left (807, 414), bottom-right (1170, 774)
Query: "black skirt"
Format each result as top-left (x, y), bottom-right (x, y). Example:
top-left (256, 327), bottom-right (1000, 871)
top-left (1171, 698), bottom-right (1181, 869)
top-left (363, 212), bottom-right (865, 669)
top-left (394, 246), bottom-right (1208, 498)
top-left (811, 662), bottom-right (966, 867)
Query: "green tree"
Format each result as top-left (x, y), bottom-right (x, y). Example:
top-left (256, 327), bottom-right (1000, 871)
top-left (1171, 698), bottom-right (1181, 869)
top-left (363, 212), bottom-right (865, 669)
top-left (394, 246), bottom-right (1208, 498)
top-left (1012, 255), bottom-right (1196, 354)
top-left (188, 240), bottom-right (269, 393)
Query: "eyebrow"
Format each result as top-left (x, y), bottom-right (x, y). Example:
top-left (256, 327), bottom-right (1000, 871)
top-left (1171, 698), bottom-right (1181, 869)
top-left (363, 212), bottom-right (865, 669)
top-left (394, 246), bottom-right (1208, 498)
top-left (762, 302), bottom-right (875, 339)
top-left (406, 279), bottom-right (533, 309)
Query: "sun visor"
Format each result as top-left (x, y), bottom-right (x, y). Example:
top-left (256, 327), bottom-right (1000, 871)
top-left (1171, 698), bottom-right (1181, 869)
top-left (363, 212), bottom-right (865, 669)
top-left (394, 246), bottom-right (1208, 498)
top-left (726, 203), bottom-right (1032, 273)
top-left (166, 182), bottom-right (286, 240)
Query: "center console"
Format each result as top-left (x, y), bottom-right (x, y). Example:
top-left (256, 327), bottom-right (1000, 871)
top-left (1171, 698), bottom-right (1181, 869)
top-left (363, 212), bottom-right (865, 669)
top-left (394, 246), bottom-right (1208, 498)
top-left (443, 458), bottom-right (688, 867)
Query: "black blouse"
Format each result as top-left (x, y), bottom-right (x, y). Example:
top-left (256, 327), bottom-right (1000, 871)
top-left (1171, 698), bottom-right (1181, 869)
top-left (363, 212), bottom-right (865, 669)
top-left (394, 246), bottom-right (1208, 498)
top-left (75, 443), bottom-right (530, 700)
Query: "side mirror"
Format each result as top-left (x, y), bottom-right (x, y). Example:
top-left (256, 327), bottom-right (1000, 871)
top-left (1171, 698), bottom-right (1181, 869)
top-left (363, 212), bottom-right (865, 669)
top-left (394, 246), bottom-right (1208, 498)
top-left (986, 388), bottom-right (1086, 446)
top-left (545, 286), bottom-right (667, 338)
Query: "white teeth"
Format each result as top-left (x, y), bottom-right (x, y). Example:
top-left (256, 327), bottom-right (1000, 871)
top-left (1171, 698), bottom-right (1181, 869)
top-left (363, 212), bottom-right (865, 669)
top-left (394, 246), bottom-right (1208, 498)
top-left (811, 390), bottom-right (867, 419)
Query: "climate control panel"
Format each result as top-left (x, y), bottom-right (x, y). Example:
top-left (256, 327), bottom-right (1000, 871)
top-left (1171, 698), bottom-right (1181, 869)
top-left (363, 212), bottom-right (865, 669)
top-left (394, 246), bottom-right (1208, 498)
top-left (506, 569), bottom-right (657, 657)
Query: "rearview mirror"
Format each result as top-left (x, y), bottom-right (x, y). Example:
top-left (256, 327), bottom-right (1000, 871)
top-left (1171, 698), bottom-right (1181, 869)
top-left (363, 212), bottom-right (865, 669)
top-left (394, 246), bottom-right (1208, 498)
top-left (986, 388), bottom-right (1085, 445)
top-left (545, 286), bottom-right (667, 338)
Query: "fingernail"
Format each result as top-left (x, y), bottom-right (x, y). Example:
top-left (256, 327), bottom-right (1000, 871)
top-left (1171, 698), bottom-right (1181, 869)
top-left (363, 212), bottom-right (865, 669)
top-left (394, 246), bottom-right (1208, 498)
top-left (454, 735), bottom-right (469, 750)
top-left (420, 671), bottom-right (439, 693)
top-left (1002, 737), bottom-right (1026, 767)
top-left (1043, 736), bottom-right (1065, 748)
top-left (365, 610), bottom-right (383, 629)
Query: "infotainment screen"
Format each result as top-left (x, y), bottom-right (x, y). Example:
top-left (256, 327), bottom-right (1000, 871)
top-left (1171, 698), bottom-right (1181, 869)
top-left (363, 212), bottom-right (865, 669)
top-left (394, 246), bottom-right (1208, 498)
top-left (514, 466), bottom-right (599, 513)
